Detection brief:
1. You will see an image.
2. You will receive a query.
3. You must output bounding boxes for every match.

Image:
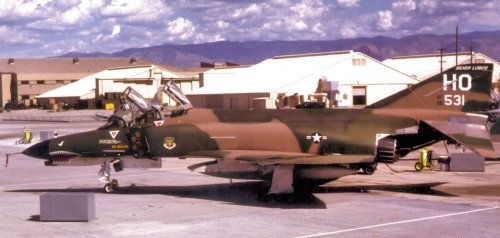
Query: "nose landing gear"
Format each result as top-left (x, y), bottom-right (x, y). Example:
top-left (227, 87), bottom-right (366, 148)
top-left (104, 179), bottom-right (119, 193)
top-left (98, 158), bottom-right (122, 193)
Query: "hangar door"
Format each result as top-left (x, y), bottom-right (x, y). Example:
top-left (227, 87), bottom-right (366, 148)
top-left (352, 86), bottom-right (367, 106)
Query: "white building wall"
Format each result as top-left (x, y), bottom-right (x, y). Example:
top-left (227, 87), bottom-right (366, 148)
top-left (277, 53), bottom-right (417, 107)
top-left (202, 66), bottom-right (251, 89)
top-left (192, 51), bottom-right (418, 108)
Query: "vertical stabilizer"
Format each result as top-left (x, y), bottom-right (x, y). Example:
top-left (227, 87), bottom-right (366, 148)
top-left (368, 64), bottom-right (493, 112)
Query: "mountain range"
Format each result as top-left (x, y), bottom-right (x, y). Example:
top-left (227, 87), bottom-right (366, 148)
top-left (60, 30), bottom-right (500, 68)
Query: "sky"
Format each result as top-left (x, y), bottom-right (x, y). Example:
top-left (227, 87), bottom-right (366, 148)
top-left (1, 0), bottom-right (499, 57)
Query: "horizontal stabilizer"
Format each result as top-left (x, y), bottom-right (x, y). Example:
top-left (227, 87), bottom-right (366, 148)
top-left (422, 114), bottom-right (495, 158)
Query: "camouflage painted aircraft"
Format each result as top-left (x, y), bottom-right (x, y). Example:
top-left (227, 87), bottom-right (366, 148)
top-left (23, 64), bottom-right (497, 194)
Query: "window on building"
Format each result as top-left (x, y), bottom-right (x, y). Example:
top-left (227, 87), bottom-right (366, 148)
top-left (56, 80), bottom-right (64, 84)
top-left (20, 81), bottom-right (29, 85)
top-left (352, 58), bottom-right (366, 66)
top-left (21, 95), bottom-right (30, 100)
top-left (474, 59), bottom-right (486, 64)
top-left (352, 86), bottom-right (367, 106)
top-left (36, 80), bottom-right (45, 84)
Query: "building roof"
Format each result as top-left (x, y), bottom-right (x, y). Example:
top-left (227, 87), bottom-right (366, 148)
top-left (189, 50), bottom-right (417, 95)
top-left (37, 65), bottom-right (186, 99)
top-left (160, 64), bottom-right (211, 78)
top-left (0, 57), bottom-right (153, 74)
top-left (0, 57), bottom-right (157, 81)
top-left (383, 52), bottom-right (500, 80)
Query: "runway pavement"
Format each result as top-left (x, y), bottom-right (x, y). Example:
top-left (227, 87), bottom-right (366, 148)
top-left (1, 109), bottom-right (500, 237)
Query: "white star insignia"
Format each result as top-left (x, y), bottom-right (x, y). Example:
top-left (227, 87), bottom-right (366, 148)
top-left (307, 132), bottom-right (327, 144)
top-left (311, 133), bottom-right (322, 143)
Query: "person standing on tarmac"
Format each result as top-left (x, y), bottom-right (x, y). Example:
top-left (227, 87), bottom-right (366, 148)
top-left (23, 128), bottom-right (33, 144)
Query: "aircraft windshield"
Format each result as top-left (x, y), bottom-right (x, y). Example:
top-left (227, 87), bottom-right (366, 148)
top-left (123, 87), bottom-right (151, 112)
top-left (162, 81), bottom-right (192, 109)
top-left (103, 82), bottom-right (192, 129)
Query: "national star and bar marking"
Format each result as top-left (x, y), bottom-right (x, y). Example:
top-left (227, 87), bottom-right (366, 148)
top-left (306, 132), bottom-right (327, 143)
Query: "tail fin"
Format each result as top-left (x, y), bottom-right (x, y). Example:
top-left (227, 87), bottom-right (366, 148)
top-left (368, 63), bottom-right (493, 112)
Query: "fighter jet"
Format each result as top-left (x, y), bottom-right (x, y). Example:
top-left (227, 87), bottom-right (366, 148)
top-left (23, 64), bottom-right (497, 194)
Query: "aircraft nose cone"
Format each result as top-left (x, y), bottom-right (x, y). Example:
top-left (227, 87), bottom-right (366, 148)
top-left (23, 140), bottom-right (50, 159)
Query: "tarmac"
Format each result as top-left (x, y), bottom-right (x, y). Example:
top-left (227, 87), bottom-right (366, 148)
top-left (1, 109), bottom-right (500, 237)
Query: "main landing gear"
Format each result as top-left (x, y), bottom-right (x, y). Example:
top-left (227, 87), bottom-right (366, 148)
top-left (362, 163), bottom-right (377, 175)
top-left (98, 158), bottom-right (123, 193)
top-left (349, 163), bottom-right (378, 175)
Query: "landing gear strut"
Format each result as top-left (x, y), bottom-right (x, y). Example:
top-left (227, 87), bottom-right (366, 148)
top-left (98, 158), bottom-right (122, 193)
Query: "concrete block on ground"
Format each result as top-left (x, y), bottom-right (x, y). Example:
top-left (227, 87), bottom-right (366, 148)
top-left (449, 153), bottom-right (485, 172)
top-left (40, 131), bottom-right (55, 141)
top-left (40, 192), bottom-right (96, 222)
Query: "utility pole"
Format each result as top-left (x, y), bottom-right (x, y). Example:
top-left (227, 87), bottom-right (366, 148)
top-left (469, 45), bottom-right (475, 65)
top-left (438, 47), bottom-right (446, 73)
top-left (455, 25), bottom-right (459, 66)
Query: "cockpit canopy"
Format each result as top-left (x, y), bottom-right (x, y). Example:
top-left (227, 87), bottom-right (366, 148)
top-left (101, 81), bottom-right (192, 129)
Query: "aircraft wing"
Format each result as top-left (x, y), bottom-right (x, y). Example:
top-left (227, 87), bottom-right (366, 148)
top-left (422, 115), bottom-right (496, 158)
top-left (187, 150), bottom-right (374, 166)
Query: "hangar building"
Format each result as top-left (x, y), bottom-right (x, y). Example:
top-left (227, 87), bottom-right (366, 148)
top-left (0, 57), bottom-right (153, 109)
top-left (37, 65), bottom-right (203, 109)
top-left (383, 52), bottom-right (500, 86)
top-left (188, 51), bottom-right (419, 109)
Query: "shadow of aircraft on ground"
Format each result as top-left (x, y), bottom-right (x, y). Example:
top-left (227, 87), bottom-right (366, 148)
top-left (7, 181), bottom-right (454, 209)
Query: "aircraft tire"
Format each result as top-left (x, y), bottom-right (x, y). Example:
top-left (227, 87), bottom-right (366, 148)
top-left (104, 180), bottom-right (119, 193)
top-left (104, 184), bottom-right (114, 193)
top-left (415, 162), bottom-right (423, 172)
top-left (362, 163), bottom-right (377, 175)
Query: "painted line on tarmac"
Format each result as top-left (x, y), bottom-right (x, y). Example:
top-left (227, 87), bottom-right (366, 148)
top-left (294, 206), bottom-right (500, 238)
top-left (0, 170), bottom-right (171, 189)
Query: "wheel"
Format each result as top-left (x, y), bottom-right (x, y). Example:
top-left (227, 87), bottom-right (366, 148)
top-left (104, 180), bottom-right (119, 193)
top-left (362, 163), bottom-right (377, 175)
top-left (111, 179), bottom-right (119, 189)
top-left (104, 184), bottom-right (114, 193)
top-left (415, 162), bottom-right (423, 172)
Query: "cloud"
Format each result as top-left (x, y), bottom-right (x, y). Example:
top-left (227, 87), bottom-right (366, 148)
top-left (292, 20), bottom-right (308, 31)
top-left (312, 22), bottom-right (326, 37)
top-left (195, 33), bottom-right (225, 43)
top-left (392, 0), bottom-right (416, 12)
top-left (290, 0), bottom-right (328, 19)
top-left (337, 0), bottom-right (360, 8)
top-left (216, 20), bottom-right (229, 30)
top-left (0, 0), bottom-right (499, 58)
top-left (0, 0), bottom-right (51, 19)
top-left (166, 17), bottom-right (196, 41)
top-left (376, 10), bottom-right (394, 31)
top-left (100, 0), bottom-right (142, 17)
top-left (232, 3), bottom-right (262, 19)
top-left (99, 0), bottom-right (171, 22)
top-left (111, 25), bottom-right (121, 37)
top-left (418, 0), bottom-right (438, 14)
top-left (341, 26), bottom-right (357, 38)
